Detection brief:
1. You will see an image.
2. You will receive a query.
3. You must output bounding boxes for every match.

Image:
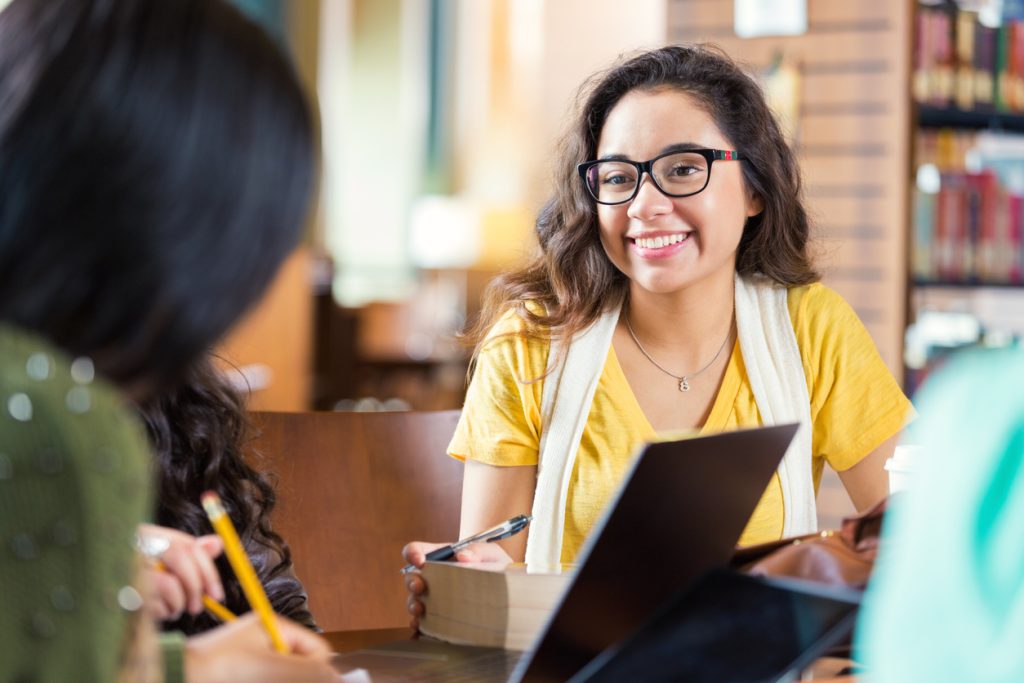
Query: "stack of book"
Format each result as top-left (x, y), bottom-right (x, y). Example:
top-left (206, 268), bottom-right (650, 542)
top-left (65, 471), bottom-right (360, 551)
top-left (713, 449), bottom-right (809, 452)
top-left (914, 2), bottom-right (1024, 113)
top-left (913, 129), bottom-right (1024, 284)
top-left (418, 561), bottom-right (574, 651)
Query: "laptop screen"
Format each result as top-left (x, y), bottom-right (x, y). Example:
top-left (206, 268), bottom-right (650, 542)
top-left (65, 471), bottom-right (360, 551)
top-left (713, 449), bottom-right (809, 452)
top-left (514, 423), bottom-right (799, 682)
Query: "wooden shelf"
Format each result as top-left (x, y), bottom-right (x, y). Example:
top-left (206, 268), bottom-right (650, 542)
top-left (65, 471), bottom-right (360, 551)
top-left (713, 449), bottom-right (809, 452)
top-left (917, 105), bottom-right (1024, 133)
top-left (912, 279), bottom-right (1024, 290)
top-left (911, 285), bottom-right (1024, 338)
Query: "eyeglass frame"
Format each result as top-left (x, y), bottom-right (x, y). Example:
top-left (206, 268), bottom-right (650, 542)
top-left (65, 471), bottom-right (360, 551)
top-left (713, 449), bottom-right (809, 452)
top-left (576, 148), bottom-right (746, 206)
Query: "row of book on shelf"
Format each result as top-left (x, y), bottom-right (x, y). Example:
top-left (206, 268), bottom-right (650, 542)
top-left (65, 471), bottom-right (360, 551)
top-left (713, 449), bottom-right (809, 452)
top-left (913, 128), bottom-right (1024, 283)
top-left (914, 1), bottom-right (1024, 112)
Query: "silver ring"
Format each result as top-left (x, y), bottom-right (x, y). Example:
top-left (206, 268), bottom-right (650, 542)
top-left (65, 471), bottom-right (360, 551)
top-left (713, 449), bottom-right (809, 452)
top-left (136, 533), bottom-right (171, 559)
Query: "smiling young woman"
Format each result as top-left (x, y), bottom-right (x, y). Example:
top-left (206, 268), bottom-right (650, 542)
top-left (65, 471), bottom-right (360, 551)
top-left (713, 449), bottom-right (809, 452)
top-left (402, 44), bottom-right (913, 628)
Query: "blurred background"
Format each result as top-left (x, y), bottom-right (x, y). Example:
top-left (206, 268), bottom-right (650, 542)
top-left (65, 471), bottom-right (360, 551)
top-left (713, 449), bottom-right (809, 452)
top-left (28, 0), bottom-right (1017, 414)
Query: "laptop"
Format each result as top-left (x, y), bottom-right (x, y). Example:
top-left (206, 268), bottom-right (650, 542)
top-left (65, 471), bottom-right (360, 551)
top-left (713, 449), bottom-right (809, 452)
top-left (332, 423), bottom-right (799, 682)
top-left (567, 569), bottom-right (861, 683)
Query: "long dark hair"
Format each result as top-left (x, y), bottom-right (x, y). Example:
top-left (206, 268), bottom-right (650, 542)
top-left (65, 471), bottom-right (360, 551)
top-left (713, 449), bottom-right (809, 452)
top-left (466, 44), bottom-right (817, 351)
top-left (0, 0), bottom-right (316, 390)
top-left (139, 355), bottom-right (293, 634)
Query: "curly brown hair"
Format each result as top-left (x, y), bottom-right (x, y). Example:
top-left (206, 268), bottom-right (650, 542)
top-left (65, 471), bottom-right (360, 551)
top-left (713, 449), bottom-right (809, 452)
top-left (139, 356), bottom-right (303, 634)
top-left (465, 44), bottom-right (818, 354)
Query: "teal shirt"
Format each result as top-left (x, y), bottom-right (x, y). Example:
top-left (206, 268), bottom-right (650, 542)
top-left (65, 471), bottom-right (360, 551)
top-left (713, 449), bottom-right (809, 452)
top-left (0, 324), bottom-right (154, 682)
top-left (858, 348), bottom-right (1024, 681)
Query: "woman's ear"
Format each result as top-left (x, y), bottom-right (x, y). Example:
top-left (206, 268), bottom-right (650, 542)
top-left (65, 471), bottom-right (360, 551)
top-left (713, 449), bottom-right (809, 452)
top-left (745, 190), bottom-right (765, 218)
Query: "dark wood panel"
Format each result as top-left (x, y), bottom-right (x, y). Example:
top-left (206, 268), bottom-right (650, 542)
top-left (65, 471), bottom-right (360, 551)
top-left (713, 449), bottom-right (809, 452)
top-left (250, 410), bottom-right (463, 631)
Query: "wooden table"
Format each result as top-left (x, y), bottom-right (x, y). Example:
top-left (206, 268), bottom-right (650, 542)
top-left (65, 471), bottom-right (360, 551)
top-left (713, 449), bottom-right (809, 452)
top-left (324, 629), bottom-right (858, 681)
top-left (324, 627), bottom-right (416, 654)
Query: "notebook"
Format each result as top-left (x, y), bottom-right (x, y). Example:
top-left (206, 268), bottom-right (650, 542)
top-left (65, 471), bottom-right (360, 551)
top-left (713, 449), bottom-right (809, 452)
top-left (332, 422), bottom-right (799, 683)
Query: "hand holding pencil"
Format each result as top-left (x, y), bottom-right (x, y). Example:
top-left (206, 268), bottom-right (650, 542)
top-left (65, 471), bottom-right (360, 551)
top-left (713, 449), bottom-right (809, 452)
top-left (184, 612), bottom-right (337, 683)
top-left (137, 523), bottom-right (227, 621)
top-left (145, 501), bottom-right (338, 682)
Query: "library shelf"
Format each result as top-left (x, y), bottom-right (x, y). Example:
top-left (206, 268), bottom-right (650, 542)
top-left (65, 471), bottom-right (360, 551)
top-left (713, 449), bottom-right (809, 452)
top-left (918, 106), bottom-right (1024, 133)
top-left (912, 279), bottom-right (1024, 290)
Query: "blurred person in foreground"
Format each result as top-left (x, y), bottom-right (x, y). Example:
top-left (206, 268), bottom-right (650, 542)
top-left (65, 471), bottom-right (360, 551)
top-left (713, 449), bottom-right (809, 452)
top-left (0, 0), bottom-right (337, 680)
top-left (858, 347), bottom-right (1024, 682)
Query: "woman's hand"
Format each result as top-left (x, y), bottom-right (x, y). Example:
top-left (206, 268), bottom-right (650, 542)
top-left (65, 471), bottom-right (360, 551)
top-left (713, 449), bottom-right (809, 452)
top-left (138, 523), bottom-right (225, 620)
top-left (184, 612), bottom-right (337, 683)
top-left (400, 541), bottom-right (513, 630)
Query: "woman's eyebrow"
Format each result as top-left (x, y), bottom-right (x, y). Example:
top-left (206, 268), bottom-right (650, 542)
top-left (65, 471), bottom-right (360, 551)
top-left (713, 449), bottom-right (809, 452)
top-left (658, 142), bottom-right (704, 155)
top-left (596, 142), bottom-right (706, 162)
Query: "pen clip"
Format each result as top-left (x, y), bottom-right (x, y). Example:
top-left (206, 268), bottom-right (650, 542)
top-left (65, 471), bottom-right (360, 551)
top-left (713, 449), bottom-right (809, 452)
top-left (484, 515), bottom-right (531, 543)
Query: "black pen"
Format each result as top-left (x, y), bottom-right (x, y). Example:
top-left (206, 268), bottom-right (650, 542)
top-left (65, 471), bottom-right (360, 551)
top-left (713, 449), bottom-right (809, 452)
top-left (400, 514), bottom-right (532, 574)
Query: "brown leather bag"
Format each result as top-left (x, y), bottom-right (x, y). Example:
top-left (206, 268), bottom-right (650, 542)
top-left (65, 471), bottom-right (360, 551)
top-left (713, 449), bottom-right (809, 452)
top-left (729, 497), bottom-right (888, 589)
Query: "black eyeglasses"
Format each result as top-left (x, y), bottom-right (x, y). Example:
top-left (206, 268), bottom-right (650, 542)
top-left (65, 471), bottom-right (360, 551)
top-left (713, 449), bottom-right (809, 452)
top-left (577, 148), bottom-right (745, 205)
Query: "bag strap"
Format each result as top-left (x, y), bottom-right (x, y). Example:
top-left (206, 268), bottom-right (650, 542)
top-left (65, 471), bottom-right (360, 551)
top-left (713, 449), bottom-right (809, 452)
top-left (525, 309), bottom-right (619, 570)
top-left (734, 274), bottom-right (817, 535)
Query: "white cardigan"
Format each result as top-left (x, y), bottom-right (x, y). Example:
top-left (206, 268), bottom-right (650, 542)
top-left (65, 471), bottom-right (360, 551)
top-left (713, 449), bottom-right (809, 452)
top-left (524, 274), bottom-right (816, 570)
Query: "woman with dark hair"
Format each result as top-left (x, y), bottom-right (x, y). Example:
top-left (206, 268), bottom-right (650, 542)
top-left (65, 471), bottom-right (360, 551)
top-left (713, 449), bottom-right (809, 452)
top-left (139, 356), bottom-right (318, 634)
top-left (0, 0), bottom-right (336, 680)
top-left (403, 44), bottom-right (912, 620)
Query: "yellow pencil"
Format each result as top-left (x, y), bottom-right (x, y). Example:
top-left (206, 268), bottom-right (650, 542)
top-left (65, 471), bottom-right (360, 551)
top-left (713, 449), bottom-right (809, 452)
top-left (152, 560), bottom-right (237, 623)
top-left (201, 491), bottom-right (288, 653)
top-left (202, 595), bottom-right (237, 623)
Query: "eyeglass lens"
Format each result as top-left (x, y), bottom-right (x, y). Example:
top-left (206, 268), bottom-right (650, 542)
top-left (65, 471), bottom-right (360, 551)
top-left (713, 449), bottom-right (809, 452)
top-left (585, 151), bottom-right (711, 204)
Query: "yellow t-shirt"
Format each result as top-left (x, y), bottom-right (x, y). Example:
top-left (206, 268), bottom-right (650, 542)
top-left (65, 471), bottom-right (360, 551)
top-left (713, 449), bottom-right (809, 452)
top-left (448, 283), bottom-right (913, 563)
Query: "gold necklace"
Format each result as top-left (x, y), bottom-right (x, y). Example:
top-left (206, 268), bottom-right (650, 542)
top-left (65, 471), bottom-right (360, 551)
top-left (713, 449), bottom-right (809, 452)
top-left (623, 314), bottom-right (732, 392)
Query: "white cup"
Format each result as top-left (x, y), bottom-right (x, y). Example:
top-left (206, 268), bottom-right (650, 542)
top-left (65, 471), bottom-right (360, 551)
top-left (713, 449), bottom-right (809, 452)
top-left (884, 444), bottom-right (924, 494)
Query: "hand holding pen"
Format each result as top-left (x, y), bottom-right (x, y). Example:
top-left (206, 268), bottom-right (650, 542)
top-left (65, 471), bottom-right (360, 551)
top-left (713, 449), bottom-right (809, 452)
top-left (400, 514), bottom-right (532, 574)
top-left (400, 514), bottom-right (532, 631)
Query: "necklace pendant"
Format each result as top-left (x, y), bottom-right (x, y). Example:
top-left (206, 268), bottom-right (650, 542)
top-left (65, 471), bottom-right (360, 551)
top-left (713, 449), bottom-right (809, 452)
top-left (679, 377), bottom-right (690, 392)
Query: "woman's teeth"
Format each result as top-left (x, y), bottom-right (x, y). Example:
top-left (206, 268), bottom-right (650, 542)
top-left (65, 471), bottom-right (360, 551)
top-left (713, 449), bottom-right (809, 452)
top-left (634, 233), bottom-right (689, 249)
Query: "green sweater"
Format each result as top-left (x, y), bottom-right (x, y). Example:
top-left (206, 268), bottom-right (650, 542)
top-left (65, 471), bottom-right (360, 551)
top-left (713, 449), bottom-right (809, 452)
top-left (0, 324), bottom-right (160, 681)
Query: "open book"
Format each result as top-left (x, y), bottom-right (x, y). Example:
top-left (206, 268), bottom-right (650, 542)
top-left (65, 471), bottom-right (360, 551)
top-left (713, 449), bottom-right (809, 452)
top-left (418, 561), bottom-right (574, 651)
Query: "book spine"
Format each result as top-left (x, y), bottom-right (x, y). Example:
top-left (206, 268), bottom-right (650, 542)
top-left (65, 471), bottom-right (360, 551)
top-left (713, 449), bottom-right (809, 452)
top-left (914, 8), bottom-right (933, 104)
top-left (1011, 20), bottom-right (1024, 111)
top-left (996, 22), bottom-right (1012, 111)
top-left (936, 175), bottom-right (951, 280)
top-left (956, 9), bottom-right (977, 110)
top-left (913, 188), bottom-right (937, 280)
top-left (975, 24), bottom-right (997, 111)
top-left (937, 173), bottom-right (967, 281)
top-left (992, 185), bottom-right (1011, 282)
top-left (964, 173), bottom-right (982, 279)
top-left (935, 11), bottom-right (956, 107)
top-left (1013, 195), bottom-right (1024, 283)
top-left (975, 171), bottom-right (999, 280)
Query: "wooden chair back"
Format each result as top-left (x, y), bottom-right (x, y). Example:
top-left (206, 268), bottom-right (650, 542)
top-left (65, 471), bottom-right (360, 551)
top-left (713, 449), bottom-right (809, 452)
top-left (249, 410), bottom-right (463, 632)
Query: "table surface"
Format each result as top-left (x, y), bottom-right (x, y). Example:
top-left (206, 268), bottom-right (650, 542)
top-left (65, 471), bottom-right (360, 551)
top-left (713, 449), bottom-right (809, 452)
top-left (324, 627), bottom-right (416, 654)
top-left (322, 629), bottom-right (858, 681)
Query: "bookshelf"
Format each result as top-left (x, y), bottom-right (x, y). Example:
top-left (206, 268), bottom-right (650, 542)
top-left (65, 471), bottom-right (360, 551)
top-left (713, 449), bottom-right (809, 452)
top-left (908, 0), bottom-right (1024, 393)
